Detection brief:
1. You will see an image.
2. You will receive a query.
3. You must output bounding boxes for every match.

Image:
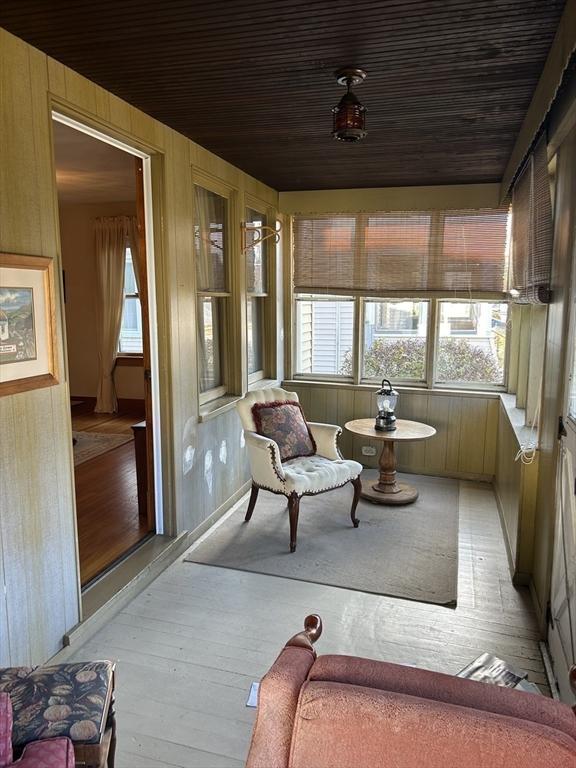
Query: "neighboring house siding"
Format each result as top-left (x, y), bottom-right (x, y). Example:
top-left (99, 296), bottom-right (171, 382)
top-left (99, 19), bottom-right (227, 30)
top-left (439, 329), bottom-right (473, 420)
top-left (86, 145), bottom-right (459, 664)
top-left (311, 301), bottom-right (354, 374)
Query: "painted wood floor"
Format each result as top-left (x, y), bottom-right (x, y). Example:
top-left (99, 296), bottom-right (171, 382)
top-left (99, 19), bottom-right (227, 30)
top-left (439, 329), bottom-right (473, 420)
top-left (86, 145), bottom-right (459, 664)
top-left (68, 480), bottom-right (547, 768)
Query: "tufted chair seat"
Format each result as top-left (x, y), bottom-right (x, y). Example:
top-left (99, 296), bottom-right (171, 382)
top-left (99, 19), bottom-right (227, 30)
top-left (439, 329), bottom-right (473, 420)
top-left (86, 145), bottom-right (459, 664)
top-left (283, 455), bottom-right (360, 495)
top-left (237, 387), bottom-right (363, 552)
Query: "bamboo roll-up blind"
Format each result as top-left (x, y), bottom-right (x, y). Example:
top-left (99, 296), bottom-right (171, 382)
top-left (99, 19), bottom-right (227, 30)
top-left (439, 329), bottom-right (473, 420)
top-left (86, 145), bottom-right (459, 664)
top-left (293, 206), bottom-right (510, 296)
top-left (510, 134), bottom-right (553, 304)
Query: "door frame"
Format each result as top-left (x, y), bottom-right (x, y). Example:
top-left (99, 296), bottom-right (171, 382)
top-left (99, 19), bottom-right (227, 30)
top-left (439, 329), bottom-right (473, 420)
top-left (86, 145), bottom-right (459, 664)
top-left (51, 110), bottom-right (166, 534)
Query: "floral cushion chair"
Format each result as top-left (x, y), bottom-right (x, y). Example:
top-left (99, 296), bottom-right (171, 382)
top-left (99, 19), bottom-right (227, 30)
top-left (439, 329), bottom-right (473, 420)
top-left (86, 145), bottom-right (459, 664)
top-left (0, 662), bottom-right (116, 768)
top-left (236, 387), bottom-right (363, 552)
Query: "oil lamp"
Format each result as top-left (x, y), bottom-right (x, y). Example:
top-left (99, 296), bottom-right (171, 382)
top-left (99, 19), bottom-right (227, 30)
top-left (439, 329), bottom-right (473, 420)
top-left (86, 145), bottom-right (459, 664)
top-left (374, 378), bottom-right (398, 432)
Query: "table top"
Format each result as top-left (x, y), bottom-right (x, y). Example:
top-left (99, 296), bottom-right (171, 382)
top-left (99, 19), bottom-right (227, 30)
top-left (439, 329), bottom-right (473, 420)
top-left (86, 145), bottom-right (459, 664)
top-left (345, 418), bottom-right (436, 442)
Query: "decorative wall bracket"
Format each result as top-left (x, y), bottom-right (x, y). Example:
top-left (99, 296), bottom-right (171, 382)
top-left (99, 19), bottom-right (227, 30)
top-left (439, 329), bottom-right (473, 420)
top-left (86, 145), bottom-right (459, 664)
top-left (241, 221), bottom-right (282, 253)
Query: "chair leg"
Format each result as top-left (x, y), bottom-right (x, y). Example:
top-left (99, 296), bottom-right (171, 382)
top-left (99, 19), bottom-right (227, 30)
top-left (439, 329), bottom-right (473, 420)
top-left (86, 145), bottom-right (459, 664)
top-left (288, 493), bottom-right (300, 553)
top-left (245, 483), bottom-right (259, 522)
top-left (350, 477), bottom-right (361, 528)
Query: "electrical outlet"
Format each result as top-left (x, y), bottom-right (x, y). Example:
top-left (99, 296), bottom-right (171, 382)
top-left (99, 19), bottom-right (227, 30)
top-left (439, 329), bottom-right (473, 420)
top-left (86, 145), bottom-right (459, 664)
top-left (361, 445), bottom-right (377, 456)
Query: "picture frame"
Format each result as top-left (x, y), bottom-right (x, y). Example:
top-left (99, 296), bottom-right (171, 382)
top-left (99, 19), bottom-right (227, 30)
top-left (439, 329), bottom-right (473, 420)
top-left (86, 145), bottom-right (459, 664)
top-left (0, 253), bottom-right (58, 396)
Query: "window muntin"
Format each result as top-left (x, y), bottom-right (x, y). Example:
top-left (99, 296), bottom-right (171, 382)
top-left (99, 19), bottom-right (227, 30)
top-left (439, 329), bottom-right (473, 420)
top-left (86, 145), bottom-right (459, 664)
top-left (295, 294), bottom-right (354, 377)
top-left (362, 300), bottom-right (429, 381)
top-left (195, 185), bottom-right (230, 400)
top-left (118, 248), bottom-right (143, 354)
top-left (436, 301), bottom-right (508, 386)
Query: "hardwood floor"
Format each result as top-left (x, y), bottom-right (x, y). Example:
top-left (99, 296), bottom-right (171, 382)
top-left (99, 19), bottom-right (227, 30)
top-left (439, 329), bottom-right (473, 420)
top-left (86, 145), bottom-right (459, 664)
top-left (68, 480), bottom-right (548, 768)
top-left (72, 401), bottom-right (150, 586)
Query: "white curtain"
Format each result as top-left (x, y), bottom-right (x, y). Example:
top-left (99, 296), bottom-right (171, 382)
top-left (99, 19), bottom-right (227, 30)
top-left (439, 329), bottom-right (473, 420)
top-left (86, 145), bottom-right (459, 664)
top-left (94, 217), bottom-right (128, 413)
top-left (126, 215), bottom-right (142, 293)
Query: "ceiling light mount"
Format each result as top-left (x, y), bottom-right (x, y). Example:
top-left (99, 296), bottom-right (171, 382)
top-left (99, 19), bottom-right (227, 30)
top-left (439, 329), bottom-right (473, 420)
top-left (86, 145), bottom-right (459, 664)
top-left (332, 67), bottom-right (368, 143)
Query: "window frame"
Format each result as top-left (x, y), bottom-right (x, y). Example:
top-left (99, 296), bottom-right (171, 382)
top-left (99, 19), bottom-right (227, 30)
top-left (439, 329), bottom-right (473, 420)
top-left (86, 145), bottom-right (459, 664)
top-left (193, 173), bottom-right (238, 406)
top-left (117, 246), bottom-right (143, 358)
top-left (245, 196), bottom-right (277, 387)
top-left (291, 294), bottom-right (510, 392)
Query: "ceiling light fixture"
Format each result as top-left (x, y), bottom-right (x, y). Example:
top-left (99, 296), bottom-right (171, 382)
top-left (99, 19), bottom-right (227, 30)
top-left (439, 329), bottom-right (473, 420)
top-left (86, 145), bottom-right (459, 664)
top-left (332, 67), bottom-right (368, 142)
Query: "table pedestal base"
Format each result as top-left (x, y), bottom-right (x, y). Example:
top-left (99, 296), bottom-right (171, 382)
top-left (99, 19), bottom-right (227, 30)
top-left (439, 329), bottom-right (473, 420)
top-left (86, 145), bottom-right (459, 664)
top-left (360, 439), bottom-right (419, 506)
top-left (361, 480), bottom-right (419, 505)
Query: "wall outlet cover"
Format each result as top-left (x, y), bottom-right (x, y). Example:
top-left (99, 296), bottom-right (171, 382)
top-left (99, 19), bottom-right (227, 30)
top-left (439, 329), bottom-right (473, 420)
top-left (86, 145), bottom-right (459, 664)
top-left (361, 445), bottom-right (377, 456)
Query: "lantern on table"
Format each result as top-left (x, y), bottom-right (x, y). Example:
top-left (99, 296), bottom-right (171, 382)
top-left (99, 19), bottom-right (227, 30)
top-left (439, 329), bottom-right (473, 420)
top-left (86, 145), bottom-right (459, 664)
top-left (374, 378), bottom-right (398, 432)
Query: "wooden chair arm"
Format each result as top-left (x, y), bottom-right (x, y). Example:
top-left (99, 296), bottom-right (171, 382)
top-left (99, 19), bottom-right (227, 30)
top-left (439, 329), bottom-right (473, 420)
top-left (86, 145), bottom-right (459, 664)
top-left (285, 615), bottom-right (323, 654)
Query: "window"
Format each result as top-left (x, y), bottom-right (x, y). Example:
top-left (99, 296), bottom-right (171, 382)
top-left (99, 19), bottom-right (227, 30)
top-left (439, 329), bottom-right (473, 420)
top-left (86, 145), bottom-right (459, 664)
top-left (436, 301), bottom-right (508, 386)
top-left (363, 300), bottom-right (429, 381)
top-left (246, 206), bottom-right (269, 381)
top-left (118, 248), bottom-right (143, 354)
top-left (195, 185), bottom-right (230, 401)
top-left (295, 295), bottom-right (354, 377)
top-left (293, 296), bottom-right (509, 389)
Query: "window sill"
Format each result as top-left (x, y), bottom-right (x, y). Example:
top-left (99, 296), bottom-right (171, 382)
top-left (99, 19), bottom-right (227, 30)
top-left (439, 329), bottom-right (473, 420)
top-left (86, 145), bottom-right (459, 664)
top-left (283, 379), bottom-right (502, 399)
top-left (198, 395), bottom-right (241, 423)
top-left (248, 377), bottom-right (280, 392)
top-left (116, 355), bottom-right (143, 367)
top-left (499, 393), bottom-right (538, 449)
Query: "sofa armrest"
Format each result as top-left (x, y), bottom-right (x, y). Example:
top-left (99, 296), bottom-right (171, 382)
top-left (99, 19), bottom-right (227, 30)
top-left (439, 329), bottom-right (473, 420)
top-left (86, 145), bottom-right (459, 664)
top-left (246, 616), bottom-right (322, 768)
top-left (244, 431), bottom-right (286, 491)
top-left (307, 422), bottom-right (342, 460)
top-left (17, 738), bottom-right (75, 768)
top-left (0, 694), bottom-right (12, 768)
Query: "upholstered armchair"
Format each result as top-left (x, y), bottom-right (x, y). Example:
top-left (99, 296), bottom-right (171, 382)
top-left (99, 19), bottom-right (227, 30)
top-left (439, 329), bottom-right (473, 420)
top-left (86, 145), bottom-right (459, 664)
top-left (246, 616), bottom-right (576, 768)
top-left (236, 387), bottom-right (363, 552)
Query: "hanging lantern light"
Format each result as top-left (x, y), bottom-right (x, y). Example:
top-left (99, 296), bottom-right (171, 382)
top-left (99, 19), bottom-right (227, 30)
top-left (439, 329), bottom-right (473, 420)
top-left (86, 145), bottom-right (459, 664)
top-left (374, 378), bottom-right (398, 432)
top-left (332, 68), bottom-right (368, 142)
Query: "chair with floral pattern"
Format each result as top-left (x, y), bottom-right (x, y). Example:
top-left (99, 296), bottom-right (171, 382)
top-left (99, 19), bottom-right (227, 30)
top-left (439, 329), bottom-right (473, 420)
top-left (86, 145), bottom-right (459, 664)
top-left (237, 387), bottom-right (363, 552)
top-left (0, 662), bottom-right (116, 768)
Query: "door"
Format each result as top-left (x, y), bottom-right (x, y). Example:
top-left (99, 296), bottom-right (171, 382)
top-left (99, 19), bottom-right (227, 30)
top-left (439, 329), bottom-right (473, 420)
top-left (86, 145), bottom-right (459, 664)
top-left (549, 240), bottom-right (576, 703)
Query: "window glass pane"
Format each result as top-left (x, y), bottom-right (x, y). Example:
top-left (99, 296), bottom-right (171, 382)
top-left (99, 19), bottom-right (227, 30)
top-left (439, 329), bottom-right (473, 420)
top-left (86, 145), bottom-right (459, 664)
top-left (295, 295), bottom-right (353, 376)
top-left (194, 186), bottom-right (227, 292)
top-left (198, 297), bottom-right (223, 392)
top-left (436, 301), bottom-right (508, 384)
top-left (246, 207), bottom-right (267, 294)
top-left (363, 300), bottom-right (428, 380)
top-left (118, 249), bottom-right (143, 354)
top-left (247, 296), bottom-right (264, 374)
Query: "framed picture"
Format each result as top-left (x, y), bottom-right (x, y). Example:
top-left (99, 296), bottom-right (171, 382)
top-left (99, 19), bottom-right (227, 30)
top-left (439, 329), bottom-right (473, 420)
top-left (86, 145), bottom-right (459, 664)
top-left (0, 253), bottom-right (58, 396)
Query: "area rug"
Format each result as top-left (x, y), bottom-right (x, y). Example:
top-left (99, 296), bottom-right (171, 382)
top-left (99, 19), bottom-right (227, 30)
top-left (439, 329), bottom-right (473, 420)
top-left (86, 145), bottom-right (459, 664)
top-left (185, 471), bottom-right (459, 606)
top-left (72, 430), bottom-right (133, 466)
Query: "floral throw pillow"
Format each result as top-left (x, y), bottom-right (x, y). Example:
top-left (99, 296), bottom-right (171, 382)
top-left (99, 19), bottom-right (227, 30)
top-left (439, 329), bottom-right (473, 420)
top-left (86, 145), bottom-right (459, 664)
top-left (252, 400), bottom-right (316, 461)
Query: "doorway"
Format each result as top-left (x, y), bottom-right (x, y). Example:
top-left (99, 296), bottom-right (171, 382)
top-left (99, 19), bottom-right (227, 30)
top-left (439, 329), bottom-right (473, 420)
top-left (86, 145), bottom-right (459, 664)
top-left (52, 113), bottom-right (160, 587)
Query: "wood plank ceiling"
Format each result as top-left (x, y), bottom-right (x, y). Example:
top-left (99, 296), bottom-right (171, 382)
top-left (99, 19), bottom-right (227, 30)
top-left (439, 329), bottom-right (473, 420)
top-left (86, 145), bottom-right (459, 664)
top-left (0, 0), bottom-right (567, 191)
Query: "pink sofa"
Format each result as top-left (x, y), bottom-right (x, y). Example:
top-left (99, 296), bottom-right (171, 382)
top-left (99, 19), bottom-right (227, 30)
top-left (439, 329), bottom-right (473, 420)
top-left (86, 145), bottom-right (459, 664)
top-left (246, 615), bottom-right (576, 768)
top-left (0, 693), bottom-right (74, 768)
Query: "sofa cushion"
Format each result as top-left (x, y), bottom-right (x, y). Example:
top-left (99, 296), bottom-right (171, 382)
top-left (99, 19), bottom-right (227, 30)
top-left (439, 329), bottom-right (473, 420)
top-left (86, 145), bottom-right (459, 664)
top-left (289, 680), bottom-right (576, 768)
top-left (0, 694), bottom-right (12, 768)
top-left (283, 456), bottom-right (362, 495)
top-left (308, 655), bottom-right (576, 743)
top-left (252, 401), bottom-right (316, 461)
top-left (0, 662), bottom-right (113, 748)
top-left (18, 738), bottom-right (75, 768)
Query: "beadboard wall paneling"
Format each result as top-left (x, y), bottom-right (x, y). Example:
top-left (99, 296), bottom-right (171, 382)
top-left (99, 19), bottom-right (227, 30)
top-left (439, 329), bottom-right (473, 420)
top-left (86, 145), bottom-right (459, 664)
top-left (494, 401), bottom-right (538, 584)
top-left (0, 27), bottom-right (278, 665)
top-left (287, 383), bottom-right (500, 481)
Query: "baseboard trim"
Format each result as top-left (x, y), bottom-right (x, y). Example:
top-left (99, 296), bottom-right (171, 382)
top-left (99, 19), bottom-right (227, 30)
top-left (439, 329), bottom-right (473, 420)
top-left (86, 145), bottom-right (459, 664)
top-left (493, 480), bottom-right (517, 580)
top-left (182, 480), bottom-right (252, 549)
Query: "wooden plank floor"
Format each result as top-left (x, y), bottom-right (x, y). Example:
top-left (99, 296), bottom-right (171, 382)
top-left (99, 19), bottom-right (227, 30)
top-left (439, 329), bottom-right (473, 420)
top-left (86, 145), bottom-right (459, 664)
top-left (68, 481), bottom-right (547, 768)
top-left (72, 402), bottom-right (150, 586)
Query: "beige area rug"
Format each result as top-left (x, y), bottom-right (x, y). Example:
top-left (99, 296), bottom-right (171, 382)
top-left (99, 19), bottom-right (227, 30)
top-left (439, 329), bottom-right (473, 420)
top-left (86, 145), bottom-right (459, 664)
top-left (72, 430), bottom-right (133, 466)
top-left (185, 471), bottom-right (459, 606)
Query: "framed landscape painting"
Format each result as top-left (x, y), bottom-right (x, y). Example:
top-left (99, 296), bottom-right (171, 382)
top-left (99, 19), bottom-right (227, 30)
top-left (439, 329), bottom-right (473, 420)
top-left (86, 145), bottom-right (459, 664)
top-left (0, 253), bottom-right (58, 396)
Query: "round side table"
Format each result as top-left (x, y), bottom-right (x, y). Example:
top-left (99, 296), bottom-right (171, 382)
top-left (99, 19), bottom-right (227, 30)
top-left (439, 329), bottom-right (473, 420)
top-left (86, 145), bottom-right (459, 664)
top-left (344, 418), bottom-right (436, 505)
